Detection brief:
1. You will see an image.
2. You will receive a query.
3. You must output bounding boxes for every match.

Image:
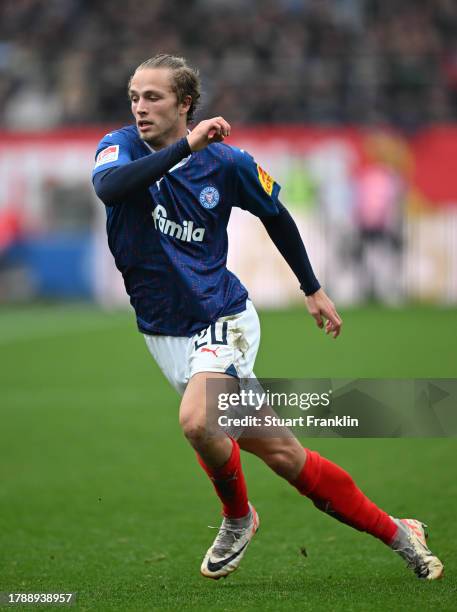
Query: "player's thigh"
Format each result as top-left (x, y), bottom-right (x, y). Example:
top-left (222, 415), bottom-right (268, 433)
top-left (143, 334), bottom-right (190, 395)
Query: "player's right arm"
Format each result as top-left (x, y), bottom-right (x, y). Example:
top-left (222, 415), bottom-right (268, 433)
top-left (92, 132), bottom-right (191, 206)
top-left (92, 118), bottom-right (231, 206)
top-left (187, 117), bottom-right (231, 150)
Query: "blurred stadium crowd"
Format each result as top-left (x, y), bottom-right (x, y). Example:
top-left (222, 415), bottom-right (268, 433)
top-left (0, 0), bottom-right (456, 130)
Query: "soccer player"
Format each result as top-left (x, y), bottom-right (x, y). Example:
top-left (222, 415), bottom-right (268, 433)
top-left (92, 54), bottom-right (443, 581)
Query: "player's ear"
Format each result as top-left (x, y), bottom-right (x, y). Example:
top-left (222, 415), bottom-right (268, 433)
top-left (179, 95), bottom-right (192, 116)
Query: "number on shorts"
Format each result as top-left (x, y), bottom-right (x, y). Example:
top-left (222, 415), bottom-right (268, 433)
top-left (194, 321), bottom-right (228, 351)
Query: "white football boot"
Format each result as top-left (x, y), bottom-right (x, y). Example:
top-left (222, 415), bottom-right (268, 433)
top-left (200, 503), bottom-right (259, 580)
top-left (391, 518), bottom-right (444, 580)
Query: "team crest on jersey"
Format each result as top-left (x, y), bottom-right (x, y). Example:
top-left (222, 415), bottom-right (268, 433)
top-left (199, 186), bottom-right (220, 209)
top-left (94, 145), bottom-right (119, 168)
top-left (257, 164), bottom-right (274, 196)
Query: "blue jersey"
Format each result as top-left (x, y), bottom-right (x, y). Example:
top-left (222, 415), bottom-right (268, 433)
top-left (92, 125), bottom-right (281, 336)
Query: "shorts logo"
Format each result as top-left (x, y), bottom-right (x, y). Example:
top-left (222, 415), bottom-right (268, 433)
top-left (199, 186), bottom-right (220, 209)
top-left (94, 145), bottom-right (119, 168)
top-left (200, 346), bottom-right (220, 357)
top-left (257, 164), bottom-right (274, 196)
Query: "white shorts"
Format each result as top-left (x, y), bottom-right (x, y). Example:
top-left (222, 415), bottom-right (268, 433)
top-left (143, 300), bottom-right (260, 396)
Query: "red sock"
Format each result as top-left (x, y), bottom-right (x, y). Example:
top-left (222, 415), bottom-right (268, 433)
top-left (197, 437), bottom-right (250, 519)
top-left (292, 449), bottom-right (397, 545)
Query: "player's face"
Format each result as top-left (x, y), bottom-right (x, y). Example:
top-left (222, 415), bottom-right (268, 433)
top-left (129, 68), bottom-right (189, 148)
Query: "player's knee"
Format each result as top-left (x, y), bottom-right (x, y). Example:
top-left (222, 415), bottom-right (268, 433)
top-left (179, 412), bottom-right (207, 447)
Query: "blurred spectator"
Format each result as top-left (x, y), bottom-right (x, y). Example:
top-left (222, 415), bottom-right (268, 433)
top-left (0, 0), bottom-right (455, 129)
top-left (353, 132), bottom-right (410, 303)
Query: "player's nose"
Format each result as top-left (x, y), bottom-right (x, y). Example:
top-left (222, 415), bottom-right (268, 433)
top-left (136, 100), bottom-right (149, 115)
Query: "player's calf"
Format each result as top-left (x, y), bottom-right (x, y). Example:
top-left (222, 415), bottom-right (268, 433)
top-left (239, 434), bottom-right (305, 481)
top-left (289, 449), bottom-right (398, 543)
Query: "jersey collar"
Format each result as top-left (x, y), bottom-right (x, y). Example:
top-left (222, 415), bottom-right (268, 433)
top-left (142, 131), bottom-right (191, 173)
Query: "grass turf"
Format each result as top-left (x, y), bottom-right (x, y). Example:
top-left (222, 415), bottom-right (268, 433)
top-left (1, 304), bottom-right (457, 611)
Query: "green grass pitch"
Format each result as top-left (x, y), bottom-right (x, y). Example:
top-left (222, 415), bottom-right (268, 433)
top-left (1, 305), bottom-right (457, 611)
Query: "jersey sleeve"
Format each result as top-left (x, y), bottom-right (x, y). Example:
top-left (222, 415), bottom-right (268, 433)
top-left (232, 147), bottom-right (281, 217)
top-left (92, 130), bottom-right (133, 179)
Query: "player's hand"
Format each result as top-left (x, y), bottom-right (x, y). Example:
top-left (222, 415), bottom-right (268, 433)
top-left (305, 288), bottom-right (342, 339)
top-left (187, 117), bottom-right (231, 152)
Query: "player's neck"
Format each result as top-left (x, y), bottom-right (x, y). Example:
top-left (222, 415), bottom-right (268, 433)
top-left (147, 125), bottom-right (189, 151)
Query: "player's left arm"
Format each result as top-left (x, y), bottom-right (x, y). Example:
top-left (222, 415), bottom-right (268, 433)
top-left (232, 147), bottom-right (342, 338)
top-left (260, 203), bottom-right (342, 339)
